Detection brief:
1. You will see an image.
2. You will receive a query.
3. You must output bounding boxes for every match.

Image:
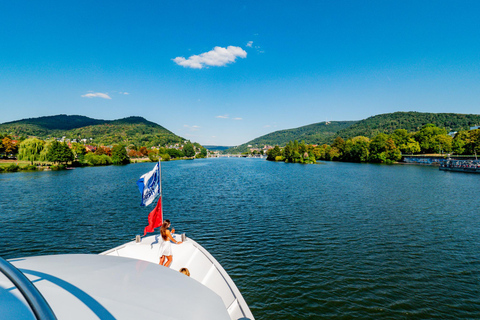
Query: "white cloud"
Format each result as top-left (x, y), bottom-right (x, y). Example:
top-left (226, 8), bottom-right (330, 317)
top-left (173, 46), bottom-right (247, 69)
top-left (119, 92), bottom-right (129, 95)
top-left (246, 41), bottom-right (253, 47)
top-left (233, 117), bottom-right (243, 120)
top-left (216, 115), bottom-right (229, 119)
top-left (184, 124), bottom-right (200, 131)
top-left (81, 92), bottom-right (112, 99)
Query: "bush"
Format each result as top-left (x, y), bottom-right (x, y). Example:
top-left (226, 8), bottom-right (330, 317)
top-left (4, 164), bottom-right (19, 172)
top-left (84, 153), bottom-right (112, 166)
top-left (22, 165), bottom-right (37, 171)
top-left (147, 150), bottom-right (159, 162)
top-left (275, 156), bottom-right (284, 162)
top-left (51, 164), bottom-right (66, 170)
top-left (160, 153), bottom-right (171, 161)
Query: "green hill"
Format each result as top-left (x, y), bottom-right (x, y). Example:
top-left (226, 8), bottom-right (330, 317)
top-left (0, 115), bottom-right (184, 147)
top-left (335, 111), bottom-right (480, 139)
top-left (226, 121), bottom-right (356, 153)
top-left (225, 111), bottom-right (480, 154)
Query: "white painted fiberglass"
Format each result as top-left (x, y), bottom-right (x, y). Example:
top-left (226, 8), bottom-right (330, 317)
top-left (102, 235), bottom-right (254, 320)
top-left (1, 254), bottom-right (230, 320)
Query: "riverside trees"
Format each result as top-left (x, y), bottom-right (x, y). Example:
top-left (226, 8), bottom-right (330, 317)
top-left (267, 124), bottom-right (480, 164)
top-left (111, 145), bottom-right (130, 165)
top-left (46, 141), bottom-right (74, 164)
top-left (17, 138), bottom-right (45, 164)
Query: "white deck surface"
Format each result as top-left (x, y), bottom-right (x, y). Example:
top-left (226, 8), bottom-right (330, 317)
top-left (102, 234), bottom-right (254, 320)
top-left (1, 254), bottom-right (230, 320)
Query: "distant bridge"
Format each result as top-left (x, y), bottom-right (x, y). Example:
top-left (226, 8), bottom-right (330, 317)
top-left (208, 154), bottom-right (266, 159)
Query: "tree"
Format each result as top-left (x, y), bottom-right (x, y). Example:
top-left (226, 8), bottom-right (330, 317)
top-left (326, 146), bottom-right (341, 161)
top-left (414, 124), bottom-right (447, 153)
top-left (17, 138), bottom-right (45, 164)
top-left (465, 129), bottom-right (480, 157)
top-left (343, 136), bottom-right (370, 162)
top-left (95, 146), bottom-right (111, 156)
top-left (148, 149), bottom-right (159, 162)
top-left (283, 141), bottom-right (293, 160)
top-left (160, 153), bottom-right (171, 161)
top-left (390, 129), bottom-right (412, 153)
top-left (331, 137), bottom-right (345, 159)
top-left (368, 134), bottom-right (401, 163)
top-left (267, 146), bottom-right (282, 161)
top-left (385, 138), bottom-right (402, 162)
top-left (71, 142), bottom-right (87, 161)
top-left (312, 145), bottom-right (326, 160)
top-left (200, 147), bottom-right (207, 158)
top-left (111, 145), bottom-right (130, 165)
top-left (368, 133), bottom-right (389, 163)
top-left (299, 141), bottom-right (307, 155)
top-left (85, 153), bottom-right (112, 165)
top-left (0, 134), bottom-right (4, 155)
top-left (183, 142), bottom-right (195, 158)
top-left (46, 141), bottom-right (74, 164)
top-left (2, 136), bottom-right (18, 156)
top-left (431, 134), bottom-right (453, 154)
top-left (452, 131), bottom-right (468, 154)
top-left (166, 148), bottom-right (184, 159)
top-left (403, 138), bottom-right (421, 154)
top-left (139, 146), bottom-right (148, 157)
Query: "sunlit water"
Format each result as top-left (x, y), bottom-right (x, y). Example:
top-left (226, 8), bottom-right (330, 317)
top-left (1, 158), bottom-right (480, 319)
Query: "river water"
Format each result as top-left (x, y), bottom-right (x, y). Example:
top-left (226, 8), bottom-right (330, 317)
top-left (1, 158), bottom-right (479, 319)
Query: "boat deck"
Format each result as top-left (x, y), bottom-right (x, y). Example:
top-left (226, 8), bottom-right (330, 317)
top-left (101, 234), bottom-right (253, 320)
top-left (1, 254), bottom-right (230, 320)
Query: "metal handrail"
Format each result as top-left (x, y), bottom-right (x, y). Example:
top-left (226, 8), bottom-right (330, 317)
top-left (0, 257), bottom-right (57, 320)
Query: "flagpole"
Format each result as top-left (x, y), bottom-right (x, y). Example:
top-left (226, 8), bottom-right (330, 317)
top-left (159, 159), bottom-right (163, 223)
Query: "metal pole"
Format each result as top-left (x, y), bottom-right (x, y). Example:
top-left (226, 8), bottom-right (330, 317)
top-left (0, 257), bottom-right (57, 320)
top-left (159, 159), bottom-right (163, 222)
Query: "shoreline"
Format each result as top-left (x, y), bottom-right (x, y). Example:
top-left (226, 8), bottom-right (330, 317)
top-left (0, 157), bottom-right (200, 174)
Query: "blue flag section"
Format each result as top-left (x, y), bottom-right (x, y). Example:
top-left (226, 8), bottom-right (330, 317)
top-left (136, 161), bottom-right (161, 206)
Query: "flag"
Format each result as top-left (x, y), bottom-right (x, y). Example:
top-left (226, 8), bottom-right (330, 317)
top-left (144, 196), bottom-right (163, 235)
top-left (136, 161), bottom-right (161, 206)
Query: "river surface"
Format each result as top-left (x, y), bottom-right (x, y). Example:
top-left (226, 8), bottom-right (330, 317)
top-left (1, 158), bottom-right (480, 319)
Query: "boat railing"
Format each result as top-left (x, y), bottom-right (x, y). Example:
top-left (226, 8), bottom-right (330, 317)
top-left (0, 257), bottom-right (57, 320)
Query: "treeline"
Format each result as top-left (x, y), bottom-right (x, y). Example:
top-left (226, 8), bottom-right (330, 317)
top-left (227, 121), bottom-right (355, 154)
top-left (1, 134), bottom-right (208, 173)
top-left (130, 142), bottom-right (207, 161)
top-left (9, 137), bottom-right (131, 167)
top-left (335, 112), bottom-right (480, 140)
top-left (267, 124), bottom-right (480, 164)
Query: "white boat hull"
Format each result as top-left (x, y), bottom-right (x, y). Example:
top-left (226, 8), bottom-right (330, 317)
top-left (101, 234), bottom-right (254, 320)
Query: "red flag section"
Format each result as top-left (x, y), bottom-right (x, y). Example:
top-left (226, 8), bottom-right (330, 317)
top-left (143, 196), bottom-right (163, 236)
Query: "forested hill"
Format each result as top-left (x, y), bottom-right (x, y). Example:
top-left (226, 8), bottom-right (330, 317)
top-left (225, 111), bottom-right (480, 154)
top-left (2, 114), bottom-right (105, 130)
top-left (335, 112), bottom-right (480, 140)
top-left (226, 121), bottom-right (356, 153)
top-left (0, 115), bottom-right (184, 147)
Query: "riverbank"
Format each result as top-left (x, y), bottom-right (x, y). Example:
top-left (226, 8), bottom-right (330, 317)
top-left (0, 160), bottom-right (70, 172)
top-left (0, 156), bottom-right (198, 173)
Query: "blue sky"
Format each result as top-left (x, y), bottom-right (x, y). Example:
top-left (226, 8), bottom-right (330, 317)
top-left (1, 1), bottom-right (480, 146)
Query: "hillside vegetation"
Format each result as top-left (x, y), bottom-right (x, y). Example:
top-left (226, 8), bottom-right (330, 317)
top-left (226, 121), bottom-right (356, 153)
top-left (0, 115), bottom-right (184, 147)
top-left (227, 112), bottom-right (480, 154)
top-left (335, 112), bottom-right (480, 140)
